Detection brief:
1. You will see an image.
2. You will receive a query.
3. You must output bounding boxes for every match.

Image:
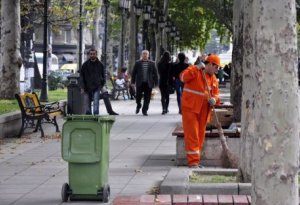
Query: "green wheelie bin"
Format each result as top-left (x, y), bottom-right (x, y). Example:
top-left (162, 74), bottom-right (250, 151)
top-left (61, 115), bottom-right (115, 202)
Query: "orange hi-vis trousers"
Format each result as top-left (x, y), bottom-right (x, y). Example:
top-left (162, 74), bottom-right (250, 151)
top-left (182, 106), bottom-right (209, 167)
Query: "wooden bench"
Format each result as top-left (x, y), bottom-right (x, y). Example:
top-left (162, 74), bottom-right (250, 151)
top-left (15, 92), bottom-right (63, 138)
top-left (172, 125), bottom-right (240, 167)
top-left (207, 104), bottom-right (234, 128)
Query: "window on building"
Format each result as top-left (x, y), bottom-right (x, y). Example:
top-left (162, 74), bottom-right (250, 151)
top-left (64, 30), bottom-right (71, 44)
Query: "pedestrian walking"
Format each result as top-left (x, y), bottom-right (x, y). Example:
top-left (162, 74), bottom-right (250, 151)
top-left (80, 48), bottom-right (105, 115)
top-left (131, 50), bottom-right (158, 116)
top-left (171, 53), bottom-right (189, 114)
top-left (180, 54), bottom-right (221, 168)
top-left (157, 51), bottom-right (172, 114)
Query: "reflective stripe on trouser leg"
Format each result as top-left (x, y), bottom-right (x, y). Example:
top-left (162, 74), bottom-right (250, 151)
top-left (186, 150), bottom-right (200, 167)
top-left (182, 107), bottom-right (210, 166)
top-left (182, 111), bottom-right (201, 166)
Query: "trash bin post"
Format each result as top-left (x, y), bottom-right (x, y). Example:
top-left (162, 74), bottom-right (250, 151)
top-left (67, 73), bottom-right (85, 114)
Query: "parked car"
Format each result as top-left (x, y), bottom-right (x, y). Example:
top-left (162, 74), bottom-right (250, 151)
top-left (50, 70), bottom-right (72, 81)
top-left (60, 63), bottom-right (78, 74)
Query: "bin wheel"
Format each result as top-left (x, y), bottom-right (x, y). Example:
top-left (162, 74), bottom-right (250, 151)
top-left (61, 183), bottom-right (70, 202)
top-left (102, 184), bottom-right (110, 203)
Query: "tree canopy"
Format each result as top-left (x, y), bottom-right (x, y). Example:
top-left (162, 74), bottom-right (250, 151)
top-left (168, 0), bottom-right (232, 51)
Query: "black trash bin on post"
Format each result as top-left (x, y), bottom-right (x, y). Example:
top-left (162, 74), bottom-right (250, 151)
top-left (67, 73), bottom-right (85, 114)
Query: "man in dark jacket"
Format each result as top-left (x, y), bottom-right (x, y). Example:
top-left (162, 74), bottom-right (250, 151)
top-left (80, 48), bottom-right (105, 115)
top-left (131, 50), bottom-right (158, 116)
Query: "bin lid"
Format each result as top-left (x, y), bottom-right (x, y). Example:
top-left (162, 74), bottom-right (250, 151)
top-left (64, 115), bottom-right (115, 123)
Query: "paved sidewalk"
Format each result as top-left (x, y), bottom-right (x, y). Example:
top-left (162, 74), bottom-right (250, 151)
top-left (0, 86), bottom-right (230, 205)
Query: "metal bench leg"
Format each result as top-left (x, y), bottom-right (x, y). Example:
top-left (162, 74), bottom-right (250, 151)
top-left (18, 119), bottom-right (25, 138)
top-left (33, 119), bottom-right (39, 132)
top-left (39, 121), bottom-right (44, 138)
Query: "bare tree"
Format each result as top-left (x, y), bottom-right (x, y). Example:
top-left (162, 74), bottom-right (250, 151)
top-left (0, 0), bottom-right (22, 99)
top-left (93, 1), bottom-right (102, 59)
top-left (243, 0), bottom-right (299, 204)
top-left (128, 0), bottom-right (136, 74)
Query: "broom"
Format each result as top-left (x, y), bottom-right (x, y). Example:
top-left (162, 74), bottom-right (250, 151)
top-left (200, 68), bottom-right (238, 168)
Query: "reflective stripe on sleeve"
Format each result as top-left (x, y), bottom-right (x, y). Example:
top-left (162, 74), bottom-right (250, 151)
top-left (183, 88), bottom-right (206, 96)
top-left (186, 150), bottom-right (200, 155)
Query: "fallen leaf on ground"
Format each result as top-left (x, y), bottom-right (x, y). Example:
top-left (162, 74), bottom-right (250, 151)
top-left (147, 186), bottom-right (159, 195)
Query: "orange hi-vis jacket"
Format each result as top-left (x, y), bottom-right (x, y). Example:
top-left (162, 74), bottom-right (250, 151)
top-left (180, 65), bottom-right (220, 122)
top-left (179, 65), bottom-right (220, 167)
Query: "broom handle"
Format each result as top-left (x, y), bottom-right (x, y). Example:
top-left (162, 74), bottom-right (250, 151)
top-left (200, 69), bottom-right (221, 127)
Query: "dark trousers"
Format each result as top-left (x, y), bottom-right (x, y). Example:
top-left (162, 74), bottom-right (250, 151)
top-left (175, 78), bottom-right (184, 112)
top-left (136, 82), bottom-right (152, 113)
top-left (100, 92), bottom-right (115, 114)
top-left (159, 85), bottom-right (169, 112)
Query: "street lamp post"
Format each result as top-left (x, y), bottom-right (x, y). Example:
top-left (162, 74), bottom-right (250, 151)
top-left (149, 9), bottom-right (156, 60)
top-left (40, 0), bottom-right (49, 102)
top-left (174, 31), bottom-right (180, 54)
top-left (170, 25), bottom-right (177, 60)
top-left (78, 0), bottom-right (83, 69)
top-left (134, 0), bottom-right (142, 60)
top-left (102, 0), bottom-right (110, 84)
top-left (164, 20), bottom-right (171, 52)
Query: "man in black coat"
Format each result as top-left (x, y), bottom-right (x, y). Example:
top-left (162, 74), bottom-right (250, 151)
top-left (80, 48), bottom-right (105, 115)
top-left (131, 50), bottom-right (158, 116)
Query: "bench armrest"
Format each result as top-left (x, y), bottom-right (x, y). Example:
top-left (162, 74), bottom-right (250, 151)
top-left (24, 105), bottom-right (43, 114)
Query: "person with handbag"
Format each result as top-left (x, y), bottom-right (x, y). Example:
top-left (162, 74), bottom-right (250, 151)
top-left (157, 51), bottom-right (173, 115)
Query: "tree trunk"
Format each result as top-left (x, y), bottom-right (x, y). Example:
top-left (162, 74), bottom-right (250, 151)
top-left (246, 0), bottom-right (299, 204)
top-left (128, 0), bottom-right (136, 74)
top-left (0, 0), bottom-right (22, 99)
top-left (235, 0), bottom-right (254, 183)
top-left (155, 28), bottom-right (160, 64)
top-left (230, 0), bottom-right (243, 123)
top-left (94, 2), bottom-right (102, 59)
top-left (155, 0), bottom-right (161, 64)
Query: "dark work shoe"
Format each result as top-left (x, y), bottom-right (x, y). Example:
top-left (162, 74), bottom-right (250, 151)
top-left (142, 112), bottom-right (148, 116)
top-left (162, 110), bottom-right (166, 115)
top-left (136, 107), bottom-right (141, 114)
top-left (109, 111), bottom-right (119, 115)
top-left (198, 164), bottom-right (205, 168)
